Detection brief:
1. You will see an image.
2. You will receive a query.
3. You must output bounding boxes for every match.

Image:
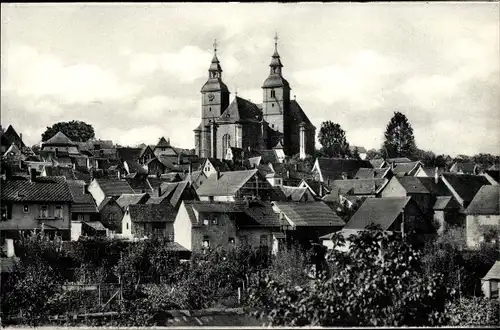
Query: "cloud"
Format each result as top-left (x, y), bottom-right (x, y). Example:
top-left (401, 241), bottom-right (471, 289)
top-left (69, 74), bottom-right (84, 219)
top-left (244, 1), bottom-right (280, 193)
top-left (2, 44), bottom-right (142, 104)
top-left (132, 95), bottom-right (198, 120)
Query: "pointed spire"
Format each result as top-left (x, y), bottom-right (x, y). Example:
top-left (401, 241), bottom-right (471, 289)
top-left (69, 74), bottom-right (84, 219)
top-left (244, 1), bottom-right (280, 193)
top-left (208, 38), bottom-right (222, 76)
top-left (269, 32), bottom-right (283, 73)
top-left (274, 31), bottom-right (279, 54)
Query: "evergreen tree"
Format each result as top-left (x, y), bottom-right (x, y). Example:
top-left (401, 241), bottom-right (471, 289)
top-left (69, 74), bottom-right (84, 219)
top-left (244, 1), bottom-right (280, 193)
top-left (382, 112), bottom-right (417, 159)
top-left (318, 121), bottom-right (350, 158)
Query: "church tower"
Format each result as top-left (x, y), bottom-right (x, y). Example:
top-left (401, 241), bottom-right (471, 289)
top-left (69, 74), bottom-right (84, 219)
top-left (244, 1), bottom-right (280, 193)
top-left (262, 33), bottom-right (291, 151)
top-left (195, 40), bottom-right (230, 158)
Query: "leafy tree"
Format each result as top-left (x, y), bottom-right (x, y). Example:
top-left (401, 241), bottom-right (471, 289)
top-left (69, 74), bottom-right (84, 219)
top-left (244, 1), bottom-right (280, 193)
top-left (365, 148), bottom-right (383, 160)
top-left (318, 121), bottom-right (351, 158)
top-left (41, 120), bottom-right (95, 142)
top-left (382, 112), bottom-right (417, 159)
top-left (247, 230), bottom-right (451, 327)
top-left (351, 147), bottom-right (361, 160)
top-left (446, 297), bottom-right (499, 326)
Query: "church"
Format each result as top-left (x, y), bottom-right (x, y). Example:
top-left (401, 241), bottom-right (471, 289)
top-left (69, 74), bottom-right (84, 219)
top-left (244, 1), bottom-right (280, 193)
top-left (193, 36), bottom-right (316, 160)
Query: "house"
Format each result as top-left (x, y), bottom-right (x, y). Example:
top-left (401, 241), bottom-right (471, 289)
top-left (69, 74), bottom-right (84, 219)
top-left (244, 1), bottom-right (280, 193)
top-left (196, 169), bottom-right (284, 202)
top-left (67, 180), bottom-right (99, 222)
top-left (41, 131), bottom-right (79, 155)
top-left (145, 194), bottom-right (171, 205)
top-left (298, 179), bottom-right (331, 198)
top-left (199, 157), bottom-right (247, 179)
top-left (125, 174), bottom-right (154, 195)
top-left (97, 197), bottom-right (123, 233)
top-left (482, 261), bottom-right (500, 300)
top-left (116, 193), bottom-right (150, 210)
top-left (391, 161), bottom-right (423, 177)
top-left (0, 173), bottom-right (74, 240)
top-left (117, 146), bottom-right (154, 174)
top-left (386, 157), bottom-right (412, 164)
top-left (122, 203), bottom-right (177, 239)
top-left (414, 166), bottom-right (446, 178)
top-left (464, 185), bottom-right (500, 249)
top-left (174, 200), bottom-right (282, 254)
top-left (370, 158), bottom-right (387, 169)
top-left (449, 161), bottom-right (479, 175)
top-left (354, 167), bottom-right (392, 180)
top-left (441, 173), bottom-right (491, 210)
top-left (0, 125), bottom-right (26, 155)
top-left (185, 170), bottom-right (206, 190)
top-left (343, 197), bottom-right (432, 240)
top-left (330, 178), bottom-right (388, 205)
top-left (381, 176), bottom-right (450, 216)
top-left (146, 158), bottom-right (167, 176)
top-left (433, 196), bottom-right (462, 235)
top-left (271, 201), bottom-right (345, 248)
top-left (159, 181), bottom-right (198, 209)
top-left (41, 165), bottom-right (77, 180)
top-left (280, 186), bottom-right (315, 202)
top-left (482, 170), bottom-right (500, 186)
top-left (88, 178), bottom-right (135, 206)
top-left (311, 157), bottom-right (373, 183)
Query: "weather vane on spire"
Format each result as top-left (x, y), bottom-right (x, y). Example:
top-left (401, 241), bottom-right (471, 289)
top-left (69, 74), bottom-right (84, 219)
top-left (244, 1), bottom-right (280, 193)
top-left (274, 31), bottom-right (279, 51)
top-left (213, 38), bottom-right (218, 54)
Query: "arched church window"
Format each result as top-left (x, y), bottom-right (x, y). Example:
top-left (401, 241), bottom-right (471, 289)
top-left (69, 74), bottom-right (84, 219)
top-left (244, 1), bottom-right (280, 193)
top-left (272, 103), bottom-right (274, 107)
top-left (222, 134), bottom-right (231, 153)
top-left (271, 90), bottom-right (276, 98)
top-left (209, 107), bottom-right (212, 112)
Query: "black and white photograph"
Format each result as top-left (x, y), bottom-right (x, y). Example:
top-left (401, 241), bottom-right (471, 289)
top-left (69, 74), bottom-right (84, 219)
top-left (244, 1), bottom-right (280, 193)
top-left (0, 2), bottom-right (499, 328)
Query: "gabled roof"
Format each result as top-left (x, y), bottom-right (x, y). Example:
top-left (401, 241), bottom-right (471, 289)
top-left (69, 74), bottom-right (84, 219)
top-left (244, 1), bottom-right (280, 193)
top-left (464, 185), bottom-right (500, 215)
top-left (67, 180), bottom-right (98, 213)
top-left (302, 179), bottom-right (331, 196)
top-left (43, 131), bottom-right (76, 146)
top-left (392, 162), bottom-right (421, 176)
top-left (344, 197), bottom-right (411, 230)
top-left (441, 173), bottom-right (491, 206)
top-left (43, 166), bottom-right (77, 180)
top-left (1, 176), bottom-right (73, 202)
top-left (370, 159), bottom-right (386, 169)
top-left (488, 164), bottom-right (500, 171)
top-left (97, 196), bottom-right (115, 211)
top-left (155, 137), bottom-right (171, 148)
top-left (260, 150), bottom-right (279, 164)
top-left (170, 181), bottom-right (192, 208)
top-left (116, 147), bottom-right (143, 162)
top-left (417, 167), bottom-right (446, 177)
top-left (3, 125), bottom-right (25, 148)
top-left (349, 146), bottom-right (367, 154)
top-left (196, 169), bottom-right (259, 197)
top-left (354, 167), bottom-right (391, 180)
top-left (316, 158), bottom-right (373, 181)
top-left (146, 195), bottom-right (170, 205)
top-left (394, 176), bottom-right (430, 194)
top-left (433, 196), bottom-right (461, 210)
top-left (273, 201), bottom-right (344, 227)
top-left (416, 177), bottom-right (451, 196)
top-left (128, 203), bottom-right (177, 223)
top-left (483, 261), bottom-right (500, 281)
top-left (331, 178), bottom-right (387, 196)
top-left (94, 178), bottom-right (135, 197)
top-left (280, 186), bottom-right (310, 201)
top-left (217, 97), bottom-right (262, 123)
top-left (116, 193), bottom-right (150, 210)
top-left (450, 162), bottom-right (477, 174)
top-left (289, 100), bottom-right (314, 128)
top-left (387, 157), bottom-right (412, 164)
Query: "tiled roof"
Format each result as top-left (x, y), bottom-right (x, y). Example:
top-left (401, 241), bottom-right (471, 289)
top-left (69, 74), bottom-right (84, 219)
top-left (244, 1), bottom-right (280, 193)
top-left (344, 197), bottom-right (411, 230)
top-left (116, 147), bottom-right (143, 162)
top-left (392, 162), bottom-right (421, 176)
top-left (331, 178), bottom-right (387, 195)
top-left (1, 176), bottom-right (73, 202)
top-left (196, 169), bottom-right (258, 197)
top-left (418, 167), bottom-right (445, 177)
top-left (450, 162), bottom-right (477, 174)
top-left (156, 137), bottom-right (171, 148)
top-left (350, 146), bottom-right (367, 153)
top-left (303, 179), bottom-right (330, 196)
top-left (3, 125), bottom-right (25, 148)
top-left (217, 97), bottom-right (262, 123)
top-left (43, 131), bottom-right (76, 146)
top-left (97, 196), bottom-right (114, 211)
top-left (441, 173), bottom-right (491, 205)
top-left (484, 170), bottom-right (500, 183)
top-left (129, 203), bottom-right (177, 223)
top-left (433, 196), bottom-right (461, 210)
top-left (280, 186), bottom-right (309, 201)
top-left (387, 157), bottom-right (412, 164)
top-left (273, 201), bottom-right (344, 227)
top-left (417, 177), bottom-right (451, 196)
top-left (354, 167), bottom-right (390, 180)
top-left (483, 261), bottom-right (500, 281)
top-left (116, 193), bottom-right (150, 210)
top-left (94, 178), bottom-right (135, 197)
top-left (126, 176), bottom-right (154, 195)
top-left (370, 159), bottom-right (387, 169)
top-left (67, 180), bottom-right (98, 213)
top-left (125, 160), bottom-right (148, 175)
top-left (464, 185), bottom-right (499, 215)
top-left (43, 166), bottom-right (77, 180)
top-left (242, 202), bottom-right (281, 227)
top-left (395, 176), bottom-right (430, 194)
top-left (260, 150), bottom-right (279, 164)
top-left (145, 195), bottom-right (170, 205)
top-left (83, 221), bottom-right (107, 231)
top-left (316, 158), bottom-right (373, 181)
top-left (289, 100), bottom-right (314, 128)
top-left (160, 182), bottom-right (179, 198)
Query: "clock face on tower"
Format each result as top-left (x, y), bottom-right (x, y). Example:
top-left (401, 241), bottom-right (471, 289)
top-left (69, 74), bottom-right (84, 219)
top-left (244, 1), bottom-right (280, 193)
top-left (208, 93), bottom-right (215, 101)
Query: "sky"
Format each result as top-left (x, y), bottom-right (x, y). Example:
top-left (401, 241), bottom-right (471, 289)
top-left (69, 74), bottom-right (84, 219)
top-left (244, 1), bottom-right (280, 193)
top-left (1, 2), bottom-right (499, 156)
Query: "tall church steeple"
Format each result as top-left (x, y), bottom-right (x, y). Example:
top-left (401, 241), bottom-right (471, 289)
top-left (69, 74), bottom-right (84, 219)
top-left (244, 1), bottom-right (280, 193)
top-left (262, 32), bottom-right (291, 151)
top-left (197, 39), bottom-right (230, 158)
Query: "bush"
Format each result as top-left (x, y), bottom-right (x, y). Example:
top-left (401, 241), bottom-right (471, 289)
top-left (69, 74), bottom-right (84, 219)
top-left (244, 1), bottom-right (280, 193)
top-left (446, 297), bottom-right (500, 326)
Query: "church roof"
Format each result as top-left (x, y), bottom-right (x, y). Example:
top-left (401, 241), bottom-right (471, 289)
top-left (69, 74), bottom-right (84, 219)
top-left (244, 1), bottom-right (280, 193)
top-left (201, 78), bottom-right (229, 93)
top-left (43, 131), bottom-right (76, 146)
top-left (217, 97), bottom-right (262, 123)
top-left (262, 74), bottom-right (290, 89)
top-left (209, 53), bottom-right (222, 72)
top-left (289, 100), bottom-right (315, 129)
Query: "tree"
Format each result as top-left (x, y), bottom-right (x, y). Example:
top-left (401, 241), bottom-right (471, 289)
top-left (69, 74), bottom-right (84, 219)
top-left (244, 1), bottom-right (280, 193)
top-left (318, 121), bottom-right (350, 158)
top-left (365, 148), bottom-right (383, 160)
top-left (382, 112), bottom-right (417, 159)
top-left (351, 147), bottom-right (361, 160)
top-left (41, 120), bottom-right (95, 142)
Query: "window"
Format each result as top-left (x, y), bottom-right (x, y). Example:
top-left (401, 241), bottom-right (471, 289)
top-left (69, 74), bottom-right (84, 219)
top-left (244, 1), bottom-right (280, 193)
top-left (23, 205), bottom-right (29, 213)
top-left (55, 206), bottom-right (63, 219)
top-left (212, 216), bottom-right (218, 225)
top-left (222, 134), bottom-right (231, 153)
top-left (209, 196), bottom-right (214, 202)
top-left (260, 234), bottom-right (268, 246)
top-left (203, 217), bottom-right (210, 226)
top-left (126, 222), bottom-right (129, 230)
top-left (40, 205), bottom-right (48, 218)
top-left (72, 213), bottom-right (78, 220)
top-left (209, 107), bottom-right (212, 112)
top-left (229, 237), bottom-right (235, 244)
top-left (203, 236), bottom-right (210, 248)
top-left (271, 124), bottom-right (275, 128)
top-left (1, 205), bottom-right (7, 221)
top-left (77, 214), bottom-right (84, 221)
top-left (271, 90), bottom-right (276, 98)
top-left (272, 103), bottom-right (274, 107)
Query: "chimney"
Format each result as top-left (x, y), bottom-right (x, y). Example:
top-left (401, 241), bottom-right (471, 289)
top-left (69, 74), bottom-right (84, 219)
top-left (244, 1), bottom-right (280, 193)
top-left (178, 154), bottom-right (182, 166)
top-left (5, 239), bottom-right (15, 258)
top-left (391, 162), bottom-right (395, 171)
top-left (286, 170), bottom-right (290, 178)
top-left (434, 167), bottom-right (439, 184)
top-left (189, 161), bottom-right (193, 176)
top-left (319, 183), bottom-right (323, 197)
top-left (30, 168), bottom-right (37, 182)
top-left (294, 163), bottom-right (298, 172)
top-left (19, 133), bottom-right (23, 142)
